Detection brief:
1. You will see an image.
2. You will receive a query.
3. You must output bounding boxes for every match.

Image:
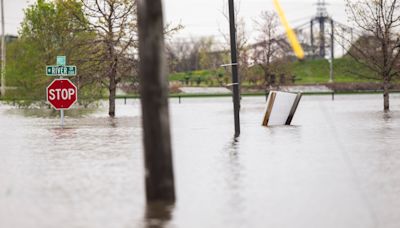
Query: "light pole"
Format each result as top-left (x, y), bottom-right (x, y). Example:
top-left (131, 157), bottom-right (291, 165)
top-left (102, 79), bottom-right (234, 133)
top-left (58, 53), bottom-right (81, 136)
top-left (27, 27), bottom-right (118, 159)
top-left (327, 56), bottom-right (334, 100)
top-left (329, 18), bottom-right (334, 83)
top-left (327, 57), bottom-right (333, 83)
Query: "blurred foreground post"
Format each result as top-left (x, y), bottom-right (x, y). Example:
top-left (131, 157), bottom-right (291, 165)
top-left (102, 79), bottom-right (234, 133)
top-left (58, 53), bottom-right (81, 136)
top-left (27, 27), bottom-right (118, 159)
top-left (137, 0), bottom-right (176, 203)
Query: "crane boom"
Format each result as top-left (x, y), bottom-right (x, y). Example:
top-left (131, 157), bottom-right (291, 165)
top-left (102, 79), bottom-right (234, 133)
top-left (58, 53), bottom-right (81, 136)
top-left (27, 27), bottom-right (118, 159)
top-left (273, 0), bottom-right (305, 60)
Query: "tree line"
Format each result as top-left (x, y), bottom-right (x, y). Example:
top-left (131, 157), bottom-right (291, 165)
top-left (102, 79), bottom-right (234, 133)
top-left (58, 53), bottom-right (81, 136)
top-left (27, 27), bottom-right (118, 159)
top-left (3, 0), bottom-right (400, 113)
top-left (166, 0), bottom-right (400, 111)
top-left (6, 0), bottom-right (178, 117)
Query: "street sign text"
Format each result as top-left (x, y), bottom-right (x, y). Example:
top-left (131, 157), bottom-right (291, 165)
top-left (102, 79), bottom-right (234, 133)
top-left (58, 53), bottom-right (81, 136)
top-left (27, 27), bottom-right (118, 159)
top-left (46, 65), bottom-right (77, 76)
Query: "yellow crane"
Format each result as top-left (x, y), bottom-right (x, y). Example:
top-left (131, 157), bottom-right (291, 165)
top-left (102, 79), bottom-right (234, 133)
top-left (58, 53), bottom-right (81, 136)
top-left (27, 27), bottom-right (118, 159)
top-left (273, 0), bottom-right (305, 60)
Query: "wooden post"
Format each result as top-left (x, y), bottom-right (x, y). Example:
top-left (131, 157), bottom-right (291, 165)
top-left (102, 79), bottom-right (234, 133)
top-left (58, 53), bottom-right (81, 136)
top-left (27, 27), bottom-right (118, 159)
top-left (137, 0), bottom-right (176, 203)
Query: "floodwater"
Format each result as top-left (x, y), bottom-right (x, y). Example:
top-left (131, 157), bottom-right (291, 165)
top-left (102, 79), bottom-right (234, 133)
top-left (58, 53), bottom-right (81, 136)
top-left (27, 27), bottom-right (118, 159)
top-left (1, 94), bottom-right (400, 228)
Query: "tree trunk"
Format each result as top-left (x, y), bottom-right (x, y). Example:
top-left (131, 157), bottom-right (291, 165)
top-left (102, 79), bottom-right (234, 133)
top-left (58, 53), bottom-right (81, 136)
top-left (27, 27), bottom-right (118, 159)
top-left (383, 76), bottom-right (390, 111)
top-left (264, 70), bottom-right (270, 87)
top-left (108, 60), bottom-right (118, 117)
top-left (108, 80), bottom-right (116, 117)
top-left (264, 70), bottom-right (269, 101)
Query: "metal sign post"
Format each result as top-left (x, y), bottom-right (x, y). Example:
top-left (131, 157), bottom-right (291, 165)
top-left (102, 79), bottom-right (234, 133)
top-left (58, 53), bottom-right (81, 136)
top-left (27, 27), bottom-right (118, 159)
top-left (60, 107), bottom-right (64, 127)
top-left (59, 56), bottom-right (65, 128)
top-left (60, 74), bottom-right (64, 128)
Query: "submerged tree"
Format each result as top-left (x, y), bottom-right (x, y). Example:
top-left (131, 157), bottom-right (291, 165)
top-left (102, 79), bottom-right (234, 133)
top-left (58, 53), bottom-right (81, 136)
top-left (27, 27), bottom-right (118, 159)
top-left (252, 11), bottom-right (284, 86)
top-left (77, 0), bottom-right (181, 117)
top-left (77, 0), bottom-right (138, 117)
top-left (345, 0), bottom-right (400, 111)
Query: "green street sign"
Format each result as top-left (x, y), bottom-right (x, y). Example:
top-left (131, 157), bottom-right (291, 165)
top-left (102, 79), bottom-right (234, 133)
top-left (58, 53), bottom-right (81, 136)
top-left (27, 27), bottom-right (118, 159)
top-left (46, 65), bottom-right (77, 76)
top-left (57, 56), bottom-right (66, 66)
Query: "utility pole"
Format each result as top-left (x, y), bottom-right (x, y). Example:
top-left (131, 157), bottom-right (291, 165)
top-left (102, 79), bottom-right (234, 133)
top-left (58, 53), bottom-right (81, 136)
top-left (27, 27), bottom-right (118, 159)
top-left (311, 0), bottom-right (330, 59)
top-left (319, 16), bottom-right (325, 58)
top-left (0, 0), bottom-right (5, 97)
top-left (137, 0), bottom-right (175, 203)
top-left (228, 0), bottom-right (241, 137)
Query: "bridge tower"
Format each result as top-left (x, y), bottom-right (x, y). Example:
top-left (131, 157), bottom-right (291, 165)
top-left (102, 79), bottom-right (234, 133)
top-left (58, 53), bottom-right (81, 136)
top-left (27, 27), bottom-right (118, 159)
top-left (310, 0), bottom-right (334, 59)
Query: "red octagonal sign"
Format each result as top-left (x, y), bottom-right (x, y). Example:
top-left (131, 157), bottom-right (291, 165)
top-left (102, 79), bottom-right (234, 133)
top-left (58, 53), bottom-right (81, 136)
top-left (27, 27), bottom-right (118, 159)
top-left (47, 79), bottom-right (78, 110)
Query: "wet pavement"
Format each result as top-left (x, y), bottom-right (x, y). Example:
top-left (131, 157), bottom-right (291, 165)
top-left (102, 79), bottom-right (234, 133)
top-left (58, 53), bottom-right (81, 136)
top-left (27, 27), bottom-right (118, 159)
top-left (0, 94), bottom-right (400, 228)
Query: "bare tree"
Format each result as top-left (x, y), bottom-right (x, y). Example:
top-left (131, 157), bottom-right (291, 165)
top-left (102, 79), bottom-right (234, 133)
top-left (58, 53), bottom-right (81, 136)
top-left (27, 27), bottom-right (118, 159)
top-left (77, 0), bottom-right (137, 117)
top-left (235, 18), bottom-right (250, 82)
top-left (166, 37), bottom-right (224, 73)
top-left (345, 0), bottom-right (400, 111)
top-left (252, 11), bottom-right (282, 86)
top-left (166, 38), bottom-right (200, 72)
top-left (76, 0), bottom-right (181, 116)
top-left (198, 37), bottom-right (219, 70)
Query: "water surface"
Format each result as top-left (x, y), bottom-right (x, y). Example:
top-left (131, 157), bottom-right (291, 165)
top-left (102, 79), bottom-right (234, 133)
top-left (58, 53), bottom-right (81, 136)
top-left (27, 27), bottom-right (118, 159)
top-left (1, 94), bottom-right (400, 228)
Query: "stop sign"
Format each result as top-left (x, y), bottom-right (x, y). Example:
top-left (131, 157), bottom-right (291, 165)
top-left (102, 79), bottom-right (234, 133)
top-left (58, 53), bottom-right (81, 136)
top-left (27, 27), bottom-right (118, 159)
top-left (47, 79), bottom-right (78, 110)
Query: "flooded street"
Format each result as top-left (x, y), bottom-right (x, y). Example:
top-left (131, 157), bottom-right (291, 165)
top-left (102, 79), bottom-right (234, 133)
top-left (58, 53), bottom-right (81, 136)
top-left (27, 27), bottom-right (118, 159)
top-left (1, 94), bottom-right (400, 228)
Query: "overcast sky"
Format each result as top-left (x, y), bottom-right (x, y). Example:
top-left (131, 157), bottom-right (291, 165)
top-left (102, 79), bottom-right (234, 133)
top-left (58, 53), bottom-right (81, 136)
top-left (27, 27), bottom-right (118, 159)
top-left (7, 0), bottom-right (348, 40)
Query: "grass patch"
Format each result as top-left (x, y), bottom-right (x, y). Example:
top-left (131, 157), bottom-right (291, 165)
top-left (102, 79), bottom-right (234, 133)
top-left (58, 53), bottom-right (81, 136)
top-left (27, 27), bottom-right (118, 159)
top-left (291, 57), bottom-right (377, 84)
top-left (168, 57), bottom-right (380, 85)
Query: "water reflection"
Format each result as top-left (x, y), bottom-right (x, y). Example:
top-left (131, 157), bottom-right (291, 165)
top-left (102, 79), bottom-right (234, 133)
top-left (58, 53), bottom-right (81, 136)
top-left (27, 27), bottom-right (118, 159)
top-left (144, 202), bottom-right (174, 228)
top-left (222, 138), bottom-right (246, 227)
top-left (226, 137), bottom-right (241, 186)
top-left (382, 111), bottom-right (392, 122)
top-left (105, 116), bottom-right (123, 128)
top-left (49, 127), bottom-right (78, 140)
top-left (4, 106), bottom-right (97, 118)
